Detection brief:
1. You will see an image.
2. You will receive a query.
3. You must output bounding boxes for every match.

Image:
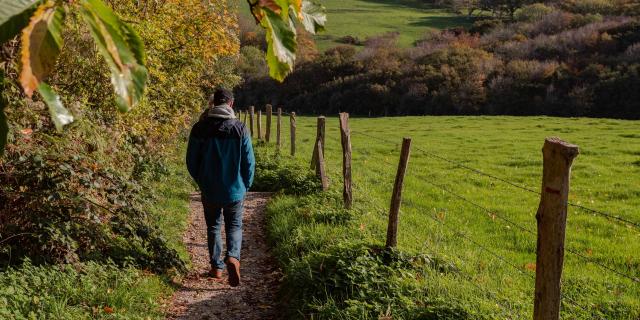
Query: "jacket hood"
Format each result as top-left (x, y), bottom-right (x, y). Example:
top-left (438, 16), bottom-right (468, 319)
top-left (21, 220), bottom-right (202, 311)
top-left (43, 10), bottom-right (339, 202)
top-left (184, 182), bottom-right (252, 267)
top-left (207, 104), bottom-right (236, 119)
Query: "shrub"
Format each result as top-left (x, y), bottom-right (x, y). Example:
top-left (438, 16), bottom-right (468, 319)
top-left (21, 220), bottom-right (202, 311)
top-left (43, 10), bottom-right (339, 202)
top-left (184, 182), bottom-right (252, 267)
top-left (568, 0), bottom-right (617, 15)
top-left (469, 19), bottom-right (503, 35)
top-left (286, 243), bottom-right (464, 319)
top-left (252, 145), bottom-right (320, 195)
top-left (336, 35), bottom-right (363, 46)
top-left (0, 150), bottom-right (186, 273)
top-left (515, 3), bottom-right (554, 22)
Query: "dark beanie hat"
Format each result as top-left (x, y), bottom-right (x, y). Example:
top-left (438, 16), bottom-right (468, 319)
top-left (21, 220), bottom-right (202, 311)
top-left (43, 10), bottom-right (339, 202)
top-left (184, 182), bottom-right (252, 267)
top-left (213, 88), bottom-right (234, 106)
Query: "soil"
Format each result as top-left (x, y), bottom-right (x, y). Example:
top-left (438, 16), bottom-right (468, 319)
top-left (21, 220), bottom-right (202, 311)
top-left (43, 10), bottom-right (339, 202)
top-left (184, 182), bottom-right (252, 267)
top-left (167, 192), bottom-right (282, 320)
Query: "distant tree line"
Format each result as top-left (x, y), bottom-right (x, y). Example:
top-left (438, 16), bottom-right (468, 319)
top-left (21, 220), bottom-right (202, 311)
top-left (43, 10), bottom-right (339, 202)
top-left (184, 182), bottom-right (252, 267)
top-left (235, 1), bottom-right (640, 119)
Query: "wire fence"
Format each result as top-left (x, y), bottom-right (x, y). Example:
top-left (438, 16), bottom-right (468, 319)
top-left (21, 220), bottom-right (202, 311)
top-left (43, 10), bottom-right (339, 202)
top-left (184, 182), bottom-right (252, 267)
top-left (356, 132), bottom-right (640, 284)
top-left (245, 109), bottom-right (638, 318)
top-left (360, 149), bottom-right (612, 319)
top-left (350, 130), bottom-right (640, 230)
top-left (355, 149), bottom-right (608, 318)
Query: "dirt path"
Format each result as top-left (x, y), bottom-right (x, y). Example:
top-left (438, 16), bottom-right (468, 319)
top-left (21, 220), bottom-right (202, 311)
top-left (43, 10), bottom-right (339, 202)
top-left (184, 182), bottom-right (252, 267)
top-left (167, 192), bottom-right (282, 320)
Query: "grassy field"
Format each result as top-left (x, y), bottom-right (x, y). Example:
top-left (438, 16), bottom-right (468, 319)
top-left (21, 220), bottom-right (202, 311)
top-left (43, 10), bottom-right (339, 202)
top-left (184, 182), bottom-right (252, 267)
top-left (314, 0), bottom-right (475, 50)
top-left (238, 0), bottom-right (475, 51)
top-left (256, 115), bottom-right (640, 318)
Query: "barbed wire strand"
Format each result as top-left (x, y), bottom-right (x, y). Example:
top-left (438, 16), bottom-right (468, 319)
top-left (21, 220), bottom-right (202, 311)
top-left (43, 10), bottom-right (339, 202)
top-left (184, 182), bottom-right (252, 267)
top-left (403, 165), bottom-right (640, 284)
top-left (368, 152), bottom-right (640, 284)
top-left (350, 130), bottom-right (640, 229)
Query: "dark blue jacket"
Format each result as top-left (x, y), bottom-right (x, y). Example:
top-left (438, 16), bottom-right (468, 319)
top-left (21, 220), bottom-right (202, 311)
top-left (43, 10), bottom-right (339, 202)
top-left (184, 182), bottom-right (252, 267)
top-left (186, 117), bottom-right (255, 204)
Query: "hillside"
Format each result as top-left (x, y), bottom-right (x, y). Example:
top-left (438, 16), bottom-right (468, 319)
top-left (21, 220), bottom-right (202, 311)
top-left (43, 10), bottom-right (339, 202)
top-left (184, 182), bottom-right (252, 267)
top-left (314, 0), bottom-right (475, 49)
top-left (238, 0), bottom-right (475, 50)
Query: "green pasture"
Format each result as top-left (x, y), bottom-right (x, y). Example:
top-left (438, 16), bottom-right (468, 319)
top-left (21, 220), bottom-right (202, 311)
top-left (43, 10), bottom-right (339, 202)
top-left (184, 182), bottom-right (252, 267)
top-left (315, 0), bottom-right (475, 50)
top-left (239, 0), bottom-right (475, 51)
top-left (259, 114), bottom-right (640, 318)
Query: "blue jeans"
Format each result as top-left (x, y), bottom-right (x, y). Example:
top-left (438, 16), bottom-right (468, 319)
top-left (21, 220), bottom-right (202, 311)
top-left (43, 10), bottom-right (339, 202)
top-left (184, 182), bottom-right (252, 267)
top-left (202, 199), bottom-right (244, 270)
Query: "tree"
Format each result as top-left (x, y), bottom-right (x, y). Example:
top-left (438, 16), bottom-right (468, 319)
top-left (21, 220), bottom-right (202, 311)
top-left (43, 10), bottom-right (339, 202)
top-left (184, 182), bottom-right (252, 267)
top-left (0, 0), bottom-right (326, 155)
top-left (479, 0), bottom-right (532, 19)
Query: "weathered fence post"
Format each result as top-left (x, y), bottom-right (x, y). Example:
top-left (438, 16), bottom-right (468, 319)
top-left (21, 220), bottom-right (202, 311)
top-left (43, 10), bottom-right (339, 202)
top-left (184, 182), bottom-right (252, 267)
top-left (243, 110), bottom-right (247, 125)
top-left (266, 104), bottom-right (272, 143)
top-left (277, 108), bottom-right (282, 150)
top-left (257, 110), bottom-right (263, 140)
top-left (290, 112), bottom-right (296, 156)
top-left (339, 113), bottom-right (353, 209)
top-left (533, 137), bottom-right (579, 320)
top-left (311, 116), bottom-right (326, 170)
top-left (386, 138), bottom-right (412, 249)
top-left (316, 140), bottom-right (329, 191)
top-left (249, 106), bottom-right (255, 137)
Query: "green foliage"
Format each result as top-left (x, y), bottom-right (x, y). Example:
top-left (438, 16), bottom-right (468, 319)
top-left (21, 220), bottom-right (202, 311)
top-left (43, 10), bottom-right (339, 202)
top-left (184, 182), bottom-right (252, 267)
top-left (0, 260), bottom-right (169, 319)
top-left (288, 243), bottom-right (464, 319)
top-left (253, 144), bottom-right (320, 194)
top-left (79, 0), bottom-right (148, 113)
top-left (0, 149), bottom-right (185, 273)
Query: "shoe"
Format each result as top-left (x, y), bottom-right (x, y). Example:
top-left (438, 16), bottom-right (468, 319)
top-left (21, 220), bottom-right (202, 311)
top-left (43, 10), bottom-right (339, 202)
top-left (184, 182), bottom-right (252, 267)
top-left (225, 257), bottom-right (241, 287)
top-left (208, 268), bottom-right (223, 279)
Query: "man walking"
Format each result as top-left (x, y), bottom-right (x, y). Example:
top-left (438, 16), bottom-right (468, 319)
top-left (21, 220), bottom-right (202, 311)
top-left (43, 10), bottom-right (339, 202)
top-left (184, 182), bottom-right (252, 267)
top-left (186, 88), bottom-right (255, 287)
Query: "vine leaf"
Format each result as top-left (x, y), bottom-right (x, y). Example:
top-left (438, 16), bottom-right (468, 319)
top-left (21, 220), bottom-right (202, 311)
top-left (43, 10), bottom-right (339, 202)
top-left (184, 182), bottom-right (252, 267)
top-left (19, 2), bottom-right (64, 98)
top-left (0, 0), bottom-right (40, 43)
top-left (80, 0), bottom-right (148, 112)
top-left (37, 82), bottom-right (74, 131)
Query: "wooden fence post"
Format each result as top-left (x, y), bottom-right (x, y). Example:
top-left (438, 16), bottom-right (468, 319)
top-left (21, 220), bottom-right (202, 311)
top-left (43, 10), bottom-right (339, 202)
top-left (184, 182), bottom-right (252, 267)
top-left (386, 138), bottom-right (412, 249)
top-left (290, 112), bottom-right (296, 156)
top-left (243, 110), bottom-right (247, 125)
top-left (311, 116), bottom-right (326, 170)
top-left (339, 113), bottom-right (353, 209)
top-left (277, 108), bottom-right (282, 149)
top-left (257, 110), bottom-right (263, 140)
top-left (249, 106), bottom-right (255, 137)
top-left (316, 140), bottom-right (329, 191)
top-left (533, 137), bottom-right (579, 320)
top-left (266, 104), bottom-right (272, 143)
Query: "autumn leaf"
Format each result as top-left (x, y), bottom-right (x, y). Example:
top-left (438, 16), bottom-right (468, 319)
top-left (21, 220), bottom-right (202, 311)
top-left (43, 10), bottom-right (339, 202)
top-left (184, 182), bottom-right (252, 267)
top-left (19, 2), bottom-right (64, 97)
top-left (103, 306), bottom-right (114, 314)
top-left (525, 262), bottom-right (536, 272)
